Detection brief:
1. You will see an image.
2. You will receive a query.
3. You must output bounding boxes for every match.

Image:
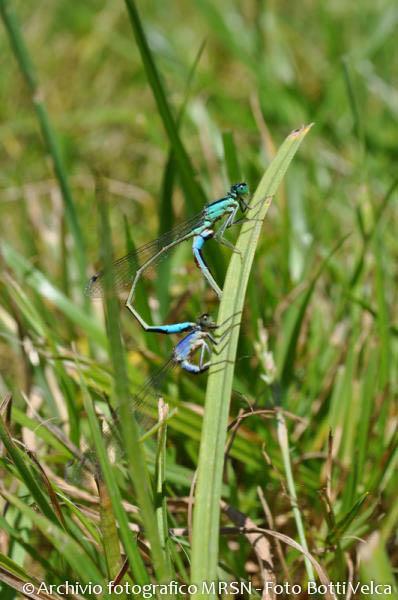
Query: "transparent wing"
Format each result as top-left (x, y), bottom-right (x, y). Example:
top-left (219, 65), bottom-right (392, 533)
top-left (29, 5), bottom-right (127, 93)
top-left (69, 358), bottom-right (176, 483)
top-left (128, 357), bottom-right (176, 417)
top-left (86, 212), bottom-right (204, 298)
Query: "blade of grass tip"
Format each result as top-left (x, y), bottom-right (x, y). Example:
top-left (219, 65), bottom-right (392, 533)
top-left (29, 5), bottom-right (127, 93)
top-left (96, 176), bottom-right (174, 589)
top-left (80, 376), bottom-right (147, 586)
top-left (0, 0), bottom-right (87, 287)
top-left (190, 124), bottom-right (313, 591)
top-left (222, 131), bottom-right (241, 182)
top-left (0, 414), bottom-right (59, 525)
top-left (124, 0), bottom-right (206, 214)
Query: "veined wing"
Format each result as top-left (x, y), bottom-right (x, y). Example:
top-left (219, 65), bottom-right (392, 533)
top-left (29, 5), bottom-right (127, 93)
top-left (129, 357), bottom-right (176, 418)
top-left (86, 211), bottom-right (205, 298)
top-left (72, 358), bottom-right (176, 481)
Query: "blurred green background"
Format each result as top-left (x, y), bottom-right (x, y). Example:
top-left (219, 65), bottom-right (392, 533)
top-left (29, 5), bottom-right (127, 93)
top-left (0, 0), bottom-right (397, 595)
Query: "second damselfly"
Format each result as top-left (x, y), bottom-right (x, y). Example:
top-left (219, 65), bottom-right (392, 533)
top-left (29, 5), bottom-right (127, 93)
top-left (86, 183), bottom-right (250, 331)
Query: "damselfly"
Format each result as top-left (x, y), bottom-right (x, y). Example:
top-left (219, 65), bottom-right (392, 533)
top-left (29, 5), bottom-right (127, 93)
top-left (86, 183), bottom-right (250, 331)
top-left (74, 313), bottom-right (219, 478)
top-left (117, 312), bottom-right (219, 420)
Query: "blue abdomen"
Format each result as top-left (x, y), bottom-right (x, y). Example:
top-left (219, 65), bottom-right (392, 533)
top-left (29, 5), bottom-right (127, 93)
top-left (174, 331), bottom-right (199, 360)
top-left (164, 322), bottom-right (195, 334)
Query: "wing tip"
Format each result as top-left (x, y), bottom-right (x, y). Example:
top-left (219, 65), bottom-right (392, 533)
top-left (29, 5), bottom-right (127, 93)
top-left (84, 274), bottom-right (100, 297)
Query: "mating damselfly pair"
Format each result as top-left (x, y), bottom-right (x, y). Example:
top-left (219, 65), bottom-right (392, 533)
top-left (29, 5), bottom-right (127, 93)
top-left (84, 183), bottom-right (251, 448)
top-left (86, 182), bottom-right (249, 330)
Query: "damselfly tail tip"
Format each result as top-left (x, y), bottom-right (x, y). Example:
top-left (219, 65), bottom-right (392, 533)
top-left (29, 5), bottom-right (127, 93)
top-left (84, 274), bottom-right (98, 296)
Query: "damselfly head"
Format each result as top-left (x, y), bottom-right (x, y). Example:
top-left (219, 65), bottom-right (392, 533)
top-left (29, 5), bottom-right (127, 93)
top-left (230, 182), bottom-right (249, 198)
top-left (197, 313), bottom-right (218, 330)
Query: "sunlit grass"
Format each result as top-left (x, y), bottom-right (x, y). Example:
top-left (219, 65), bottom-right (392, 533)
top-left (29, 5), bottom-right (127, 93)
top-left (0, 0), bottom-right (397, 596)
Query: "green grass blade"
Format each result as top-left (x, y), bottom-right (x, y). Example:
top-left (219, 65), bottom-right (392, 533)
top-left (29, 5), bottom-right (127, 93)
top-left (0, 551), bottom-right (35, 581)
top-left (0, 549), bottom-right (59, 596)
top-left (0, 415), bottom-right (58, 525)
top-left (0, 487), bottom-right (105, 586)
top-left (190, 124), bottom-right (313, 590)
top-left (124, 0), bottom-right (205, 213)
top-left (98, 479), bottom-right (124, 582)
top-left (11, 407), bottom-right (73, 459)
top-left (341, 57), bottom-right (365, 151)
top-left (373, 230), bottom-right (391, 390)
top-left (222, 131), bottom-right (241, 182)
top-left (358, 536), bottom-right (397, 596)
top-left (154, 408), bottom-right (172, 575)
top-left (81, 380), bottom-right (148, 585)
top-left (122, 215), bottom-right (154, 348)
top-left (356, 351), bottom-right (378, 485)
top-left (0, 0), bottom-right (87, 286)
top-left (330, 492), bottom-right (369, 543)
top-left (96, 179), bottom-right (174, 588)
top-left (277, 235), bottom-right (349, 389)
top-left (155, 40), bottom-right (206, 319)
top-left (348, 176), bottom-right (398, 290)
top-left (276, 406), bottom-right (315, 580)
top-left (0, 242), bottom-right (106, 347)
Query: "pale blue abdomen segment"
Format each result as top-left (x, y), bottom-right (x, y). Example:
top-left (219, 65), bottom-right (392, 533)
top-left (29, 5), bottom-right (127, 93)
top-left (192, 229), bottom-right (213, 269)
top-left (180, 360), bottom-right (206, 374)
top-left (149, 321), bottom-right (196, 335)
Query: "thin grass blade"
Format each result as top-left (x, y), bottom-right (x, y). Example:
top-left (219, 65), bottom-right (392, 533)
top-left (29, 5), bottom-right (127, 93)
top-left (0, 415), bottom-right (59, 525)
top-left (1, 242), bottom-right (106, 348)
top-left (0, 488), bottom-right (105, 586)
top-left (191, 124), bottom-right (313, 590)
top-left (81, 378), bottom-right (149, 585)
top-left (124, 0), bottom-right (205, 214)
top-left (0, 0), bottom-right (87, 286)
top-left (96, 177), bottom-right (174, 588)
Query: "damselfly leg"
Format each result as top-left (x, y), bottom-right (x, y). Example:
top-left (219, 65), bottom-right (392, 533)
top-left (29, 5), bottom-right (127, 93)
top-left (73, 314), bottom-right (219, 481)
top-left (86, 183), bottom-right (250, 331)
